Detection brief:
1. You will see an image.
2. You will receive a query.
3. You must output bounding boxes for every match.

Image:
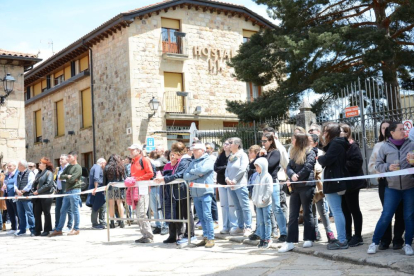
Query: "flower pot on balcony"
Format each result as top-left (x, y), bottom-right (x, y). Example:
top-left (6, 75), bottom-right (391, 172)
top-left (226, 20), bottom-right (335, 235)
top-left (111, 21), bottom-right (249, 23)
top-left (176, 91), bottom-right (189, 97)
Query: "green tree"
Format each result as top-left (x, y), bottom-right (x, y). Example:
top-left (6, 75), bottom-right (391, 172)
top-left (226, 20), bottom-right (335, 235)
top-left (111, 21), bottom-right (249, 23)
top-left (228, 0), bottom-right (414, 121)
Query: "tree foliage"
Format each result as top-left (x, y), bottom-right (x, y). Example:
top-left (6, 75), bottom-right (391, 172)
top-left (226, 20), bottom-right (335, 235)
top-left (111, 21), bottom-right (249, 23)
top-left (227, 0), bottom-right (414, 121)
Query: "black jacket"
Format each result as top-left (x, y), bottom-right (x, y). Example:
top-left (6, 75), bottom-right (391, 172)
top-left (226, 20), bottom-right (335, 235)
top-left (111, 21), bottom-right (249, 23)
top-left (345, 142), bottom-right (367, 192)
top-left (287, 149), bottom-right (316, 189)
top-left (214, 151), bottom-right (229, 185)
top-left (318, 137), bottom-right (350, 194)
top-left (32, 170), bottom-right (54, 195)
top-left (265, 150), bottom-right (281, 182)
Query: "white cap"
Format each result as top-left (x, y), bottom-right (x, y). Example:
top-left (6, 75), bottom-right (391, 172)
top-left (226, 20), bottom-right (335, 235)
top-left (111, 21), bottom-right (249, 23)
top-left (128, 144), bottom-right (142, 150)
top-left (191, 143), bottom-right (206, 151)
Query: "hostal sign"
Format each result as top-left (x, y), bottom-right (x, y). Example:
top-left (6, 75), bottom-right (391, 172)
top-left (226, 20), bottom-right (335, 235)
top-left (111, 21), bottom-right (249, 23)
top-left (193, 46), bottom-right (235, 75)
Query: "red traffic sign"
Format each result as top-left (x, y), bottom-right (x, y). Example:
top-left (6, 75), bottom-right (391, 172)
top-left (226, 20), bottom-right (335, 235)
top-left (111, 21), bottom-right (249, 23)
top-left (403, 120), bottom-right (413, 138)
top-left (345, 106), bottom-right (360, 118)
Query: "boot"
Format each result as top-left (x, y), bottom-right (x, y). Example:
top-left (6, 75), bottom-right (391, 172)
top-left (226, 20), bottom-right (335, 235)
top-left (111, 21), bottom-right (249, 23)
top-left (110, 221), bottom-right (116, 229)
top-left (2, 223), bottom-right (5, 231)
top-left (119, 221), bottom-right (125, 228)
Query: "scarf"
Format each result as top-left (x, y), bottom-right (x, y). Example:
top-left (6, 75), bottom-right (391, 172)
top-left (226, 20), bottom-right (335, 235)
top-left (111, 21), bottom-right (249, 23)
top-left (389, 137), bottom-right (405, 146)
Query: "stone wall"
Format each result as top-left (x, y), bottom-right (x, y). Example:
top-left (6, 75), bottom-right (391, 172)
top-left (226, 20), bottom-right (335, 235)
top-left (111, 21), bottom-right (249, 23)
top-left (25, 77), bottom-right (92, 165)
top-left (0, 65), bottom-right (26, 163)
top-left (92, 27), bottom-right (133, 158)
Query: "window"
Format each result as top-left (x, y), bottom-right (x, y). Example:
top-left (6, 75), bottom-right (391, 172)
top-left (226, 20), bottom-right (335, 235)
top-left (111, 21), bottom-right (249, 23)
top-left (80, 56), bottom-right (89, 72)
top-left (35, 110), bottom-right (42, 143)
top-left (243, 30), bottom-right (257, 43)
top-left (41, 79), bottom-right (47, 92)
top-left (33, 82), bottom-right (42, 96)
top-left (161, 18), bottom-right (181, 54)
top-left (64, 66), bottom-right (71, 81)
top-left (26, 87), bottom-right (31, 100)
top-left (54, 70), bottom-right (64, 86)
top-left (81, 88), bottom-right (92, 128)
top-left (56, 100), bottom-right (65, 136)
top-left (246, 82), bottom-right (261, 102)
top-left (70, 61), bottom-right (76, 77)
top-left (164, 72), bottom-right (184, 113)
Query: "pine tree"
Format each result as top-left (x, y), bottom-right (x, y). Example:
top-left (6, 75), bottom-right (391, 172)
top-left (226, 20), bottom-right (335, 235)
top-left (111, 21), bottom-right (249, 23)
top-left (228, 0), bottom-right (414, 121)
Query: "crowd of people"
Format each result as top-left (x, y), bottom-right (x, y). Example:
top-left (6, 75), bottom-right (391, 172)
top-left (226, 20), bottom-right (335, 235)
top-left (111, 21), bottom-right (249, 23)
top-left (0, 120), bottom-right (414, 255)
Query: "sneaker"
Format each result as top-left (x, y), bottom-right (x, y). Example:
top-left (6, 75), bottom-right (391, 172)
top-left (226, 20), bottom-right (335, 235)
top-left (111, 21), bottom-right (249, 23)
top-left (404, 244), bottom-right (414, 256)
top-left (249, 233), bottom-right (260, 241)
top-left (230, 228), bottom-right (244, 236)
top-left (152, 227), bottom-right (162, 234)
top-left (378, 242), bottom-right (389, 250)
top-left (393, 243), bottom-right (404, 250)
top-left (220, 228), bottom-right (230, 234)
top-left (258, 240), bottom-right (265, 248)
top-left (62, 227), bottom-right (71, 233)
top-left (196, 237), bottom-right (207, 247)
top-left (92, 225), bottom-right (105, 230)
top-left (346, 234), bottom-right (352, 243)
top-left (277, 235), bottom-right (287, 243)
top-left (160, 227), bottom-right (169, 235)
top-left (41, 231), bottom-right (50, 236)
top-left (349, 235), bottom-right (364, 247)
top-left (214, 221), bottom-right (219, 229)
top-left (205, 239), bottom-right (215, 248)
top-left (243, 228), bottom-right (253, 237)
top-left (262, 239), bottom-right (273, 249)
top-left (14, 231), bottom-right (26, 237)
top-left (278, 242), bottom-right (294, 253)
top-left (327, 232), bottom-right (336, 243)
top-left (7, 229), bottom-right (17, 235)
top-left (327, 239), bottom-right (349, 250)
top-left (367, 243), bottom-right (378, 254)
top-left (135, 237), bottom-right (153, 243)
top-left (303, 240), bottom-right (313, 248)
top-left (195, 221), bottom-right (202, 229)
top-left (67, 230), bottom-right (80, 236)
top-left (48, 230), bottom-right (63, 237)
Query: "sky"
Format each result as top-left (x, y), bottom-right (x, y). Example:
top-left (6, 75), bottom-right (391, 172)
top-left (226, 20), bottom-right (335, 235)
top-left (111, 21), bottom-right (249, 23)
top-left (1, 0), bottom-right (277, 62)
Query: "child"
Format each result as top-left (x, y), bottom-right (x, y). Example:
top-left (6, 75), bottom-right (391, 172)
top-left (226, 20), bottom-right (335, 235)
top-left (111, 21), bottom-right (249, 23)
top-left (252, 158), bottom-right (273, 249)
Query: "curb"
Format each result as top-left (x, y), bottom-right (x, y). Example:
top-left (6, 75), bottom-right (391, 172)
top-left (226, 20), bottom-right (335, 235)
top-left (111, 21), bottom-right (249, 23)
top-left (214, 234), bottom-right (412, 274)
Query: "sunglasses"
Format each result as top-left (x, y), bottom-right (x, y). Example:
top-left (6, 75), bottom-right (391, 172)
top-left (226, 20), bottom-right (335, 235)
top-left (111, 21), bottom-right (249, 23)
top-left (261, 140), bottom-right (269, 143)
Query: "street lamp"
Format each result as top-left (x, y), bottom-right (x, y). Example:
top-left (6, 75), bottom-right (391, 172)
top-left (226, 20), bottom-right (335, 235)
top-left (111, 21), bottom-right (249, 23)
top-left (148, 97), bottom-right (160, 119)
top-left (3, 73), bottom-right (15, 94)
top-left (1, 73), bottom-right (15, 105)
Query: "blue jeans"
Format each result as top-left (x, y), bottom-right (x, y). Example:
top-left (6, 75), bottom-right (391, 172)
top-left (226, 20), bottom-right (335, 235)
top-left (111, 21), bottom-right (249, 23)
top-left (272, 183), bottom-right (287, 235)
top-left (149, 186), bottom-right (165, 228)
top-left (193, 194), bottom-right (214, 240)
top-left (256, 205), bottom-right (272, 241)
top-left (218, 187), bottom-right (237, 231)
top-left (16, 200), bottom-right (35, 234)
top-left (373, 187), bottom-right (414, 245)
top-left (57, 189), bottom-right (81, 231)
top-left (55, 190), bottom-right (73, 229)
top-left (229, 187), bottom-right (252, 229)
top-left (325, 193), bottom-right (346, 243)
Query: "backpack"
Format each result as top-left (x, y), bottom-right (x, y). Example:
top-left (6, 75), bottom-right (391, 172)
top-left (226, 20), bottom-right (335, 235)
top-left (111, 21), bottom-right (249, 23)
top-left (139, 157), bottom-right (157, 180)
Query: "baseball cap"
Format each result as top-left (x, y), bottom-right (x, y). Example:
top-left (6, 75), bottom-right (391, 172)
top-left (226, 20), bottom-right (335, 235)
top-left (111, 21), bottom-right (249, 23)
top-left (128, 144), bottom-right (142, 150)
top-left (191, 143), bottom-right (206, 151)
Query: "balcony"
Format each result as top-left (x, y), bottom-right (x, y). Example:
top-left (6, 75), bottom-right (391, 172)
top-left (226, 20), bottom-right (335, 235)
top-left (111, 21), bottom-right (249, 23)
top-left (161, 30), bottom-right (189, 61)
top-left (164, 91), bottom-right (186, 114)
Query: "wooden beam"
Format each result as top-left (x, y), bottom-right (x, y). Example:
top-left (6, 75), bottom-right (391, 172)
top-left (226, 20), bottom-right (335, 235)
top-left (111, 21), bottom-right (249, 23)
top-left (187, 4), bottom-right (192, 10)
top-left (156, 10), bottom-right (160, 15)
top-left (180, 4), bottom-right (185, 9)
top-left (164, 7), bottom-right (169, 13)
top-left (203, 7), bottom-right (208, 12)
top-left (172, 6), bottom-right (176, 10)
top-left (210, 8), bottom-right (215, 14)
top-left (224, 11), bottom-right (228, 16)
top-left (147, 12), bottom-right (152, 18)
top-left (217, 9), bottom-right (221, 15)
top-left (195, 5), bottom-right (199, 11)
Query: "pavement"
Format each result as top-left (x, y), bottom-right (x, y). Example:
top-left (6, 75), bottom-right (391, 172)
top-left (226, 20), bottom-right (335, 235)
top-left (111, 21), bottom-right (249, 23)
top-left (0, 188), bottom-right (412, 275)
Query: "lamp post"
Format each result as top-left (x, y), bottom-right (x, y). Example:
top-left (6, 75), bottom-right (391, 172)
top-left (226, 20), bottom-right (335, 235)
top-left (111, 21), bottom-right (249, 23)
top-left (148, 97), bottom-right (160, 119)
top-left (1, 73), bottom-right (16, 105)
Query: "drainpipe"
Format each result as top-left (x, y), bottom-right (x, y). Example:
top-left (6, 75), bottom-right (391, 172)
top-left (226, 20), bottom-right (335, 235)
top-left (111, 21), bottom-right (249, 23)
top-left (82, 39), bottom-right (97, 162)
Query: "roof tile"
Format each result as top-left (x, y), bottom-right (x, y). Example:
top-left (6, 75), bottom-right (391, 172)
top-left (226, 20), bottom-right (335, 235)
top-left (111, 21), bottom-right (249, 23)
top-left (0, 49), bottom-right (38, 58)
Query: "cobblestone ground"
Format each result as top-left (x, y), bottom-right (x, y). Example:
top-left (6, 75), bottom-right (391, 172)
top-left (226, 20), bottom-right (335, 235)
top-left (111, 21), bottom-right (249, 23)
top-left (0, 189), bottom-right (410, 275)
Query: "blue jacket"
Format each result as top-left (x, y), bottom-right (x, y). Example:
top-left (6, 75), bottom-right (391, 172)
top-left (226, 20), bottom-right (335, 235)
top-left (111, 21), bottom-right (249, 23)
top-left (86, 164), bottom-right (105, 211)
top-left (184, 153), bottom-right (215, 198)
top-left (4, 170), bottom-right (18, 196)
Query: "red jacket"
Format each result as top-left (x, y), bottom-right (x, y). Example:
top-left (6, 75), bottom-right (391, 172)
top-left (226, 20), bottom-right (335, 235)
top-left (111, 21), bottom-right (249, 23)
top-left (125, 154), bottom-right (153, 207)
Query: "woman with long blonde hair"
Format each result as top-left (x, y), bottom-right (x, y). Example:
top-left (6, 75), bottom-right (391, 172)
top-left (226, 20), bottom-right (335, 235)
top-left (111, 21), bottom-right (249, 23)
top-left (279, 133), bottom-right (317, 253)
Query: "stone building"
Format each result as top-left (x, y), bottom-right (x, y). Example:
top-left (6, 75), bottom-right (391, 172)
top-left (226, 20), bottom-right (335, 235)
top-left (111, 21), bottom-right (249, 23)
top-left (24, 0), bottom-right (276, 168)
top-left (0, 49), bottom-right (41, 164)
